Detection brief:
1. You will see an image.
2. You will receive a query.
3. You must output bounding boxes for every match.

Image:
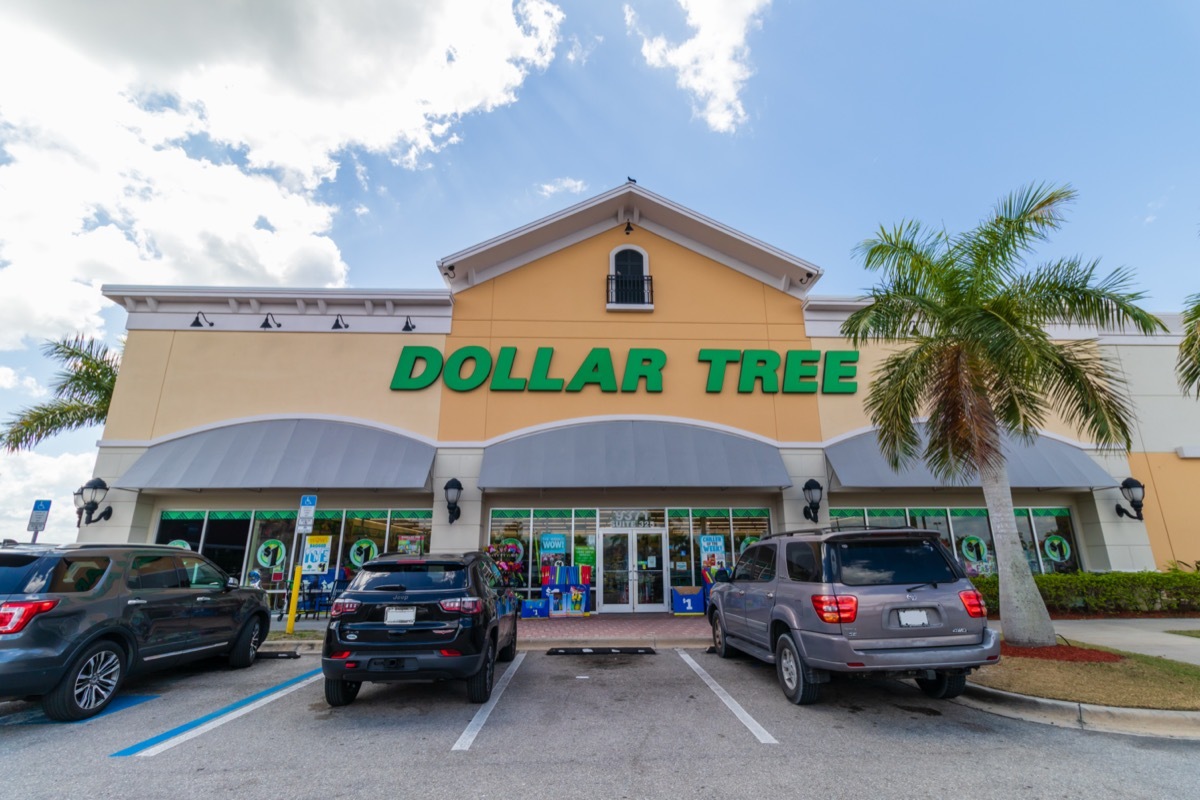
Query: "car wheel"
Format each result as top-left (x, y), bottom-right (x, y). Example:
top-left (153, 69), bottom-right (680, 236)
top-left (916, 671), bottom-right (968, 700)
top-left (228, 617), bottom-right (263, 669)
top-left (711, 614), bottom-right (733, 658)
top-left (466, 639), bottom-right (496, 703)
top-left (776, 633), bottom-right (820, 705)
top-left (42, 640), bottom-right (127, 721)
top-left (324, 677), bottom-right (361, 707)
top-left (498, 618), bottom-right (518, 663)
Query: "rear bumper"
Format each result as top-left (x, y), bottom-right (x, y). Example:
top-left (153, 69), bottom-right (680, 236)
top-left (321, 649), bottom-right (487, 683)
top-left (799, 626), bottom-right (1001, 672)
top-left (0, 646), bottom-right (69, 698)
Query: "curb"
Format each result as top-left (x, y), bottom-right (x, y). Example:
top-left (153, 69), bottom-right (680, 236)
top-left (957, 684), bottom-right (1200, 740)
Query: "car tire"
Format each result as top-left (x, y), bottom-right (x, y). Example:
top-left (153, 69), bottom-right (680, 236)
top-left (324, 678), bottom-right (361, 707)
top-left (466, 639), bottom-right (496, 704)
top-left (498, 618), bottom-right (518, 663)
top-left (776, 633), bottom-right (820, 705)
top-left (711, 613), bottom-right (734, 658)
top-left (42, 640), bottom-right (127, 721)
top-left (228, 617), bottom-right (263, 669)
top-left (916, 671), bottom-right (968, 700)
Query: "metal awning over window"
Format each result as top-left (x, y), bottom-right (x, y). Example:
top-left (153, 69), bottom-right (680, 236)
top-left (477, 421), bottom-right (791, 490)
top-left (114, 419), bottom-right (435, 490)
top-left (825, 427), bottom-right (1119, 490)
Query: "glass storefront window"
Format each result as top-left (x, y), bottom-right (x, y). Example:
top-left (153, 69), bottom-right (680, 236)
top-left (829, 508), bottom-right (866, 529)
top-left (246, 511), bottom-right (298, 609)
top-left (598, 509), bottom-right (665, 528)
top-left (344, 512), bottom-right (387, 575)
top-left (202, 511), bottom-right (253, 577)
top-left (489, 510), bottom-right (532, 598)
top-left (156, 511), bottom-right (204, 551)
top-left (732, 509), bottom-right (770, 557)
top-left (573, 510), bottom-right (597, 610)
top-left (1033, 508), bottom-right (1080, 573)
top-left (909, 508), bottom-right (953, 553)
top-left (949, 509), bottom-right (995, 577)
top-left (866, 508), bottom-right (907, 528)
top-left (533, 510), bottom-right (572, 587)
top-left (668, 510), bottom-right (694, 586)
top-left (389, 511), bottom-right (432, 556)
top-left (692, 509), bottom-right (732, 581)
top-left (1012, 509), bottom-right (1044, 575)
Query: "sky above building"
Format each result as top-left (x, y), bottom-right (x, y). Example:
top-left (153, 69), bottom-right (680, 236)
top-left (2, 0), bottom-right (1198, 541)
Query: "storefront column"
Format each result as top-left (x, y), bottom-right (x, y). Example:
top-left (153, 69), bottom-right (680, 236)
top-left (1075, 488), bottom-right (1157, 572)
top-left (779, 449), bottom-right (828, 530)
top-left (430, 449), bottom-right (485, 552)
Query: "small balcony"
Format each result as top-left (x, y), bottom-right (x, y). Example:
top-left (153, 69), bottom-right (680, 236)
top-left (607, 275), bottom-right (654, 310)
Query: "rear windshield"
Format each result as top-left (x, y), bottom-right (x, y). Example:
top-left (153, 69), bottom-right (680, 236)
top-left (835, 540), bottom-right (958, 586)
top-left (0, 554), bottom-right (43, 594)
top-left (348, 562), bottom-right (469, 591)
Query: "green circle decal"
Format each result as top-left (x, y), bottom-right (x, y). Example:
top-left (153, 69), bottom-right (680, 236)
top-left (256, 539), bottom-right (286, 569)
top-left (960, 536), bottom-right (988, 563)
top-left (739, 536), bottom-right (760, 554)
top-left (1043, 535), bottom-right (1071, 563)
top-left (167, 539), bottom-right (191, 550)
top-left (349, 539), bottom-right (379, 568)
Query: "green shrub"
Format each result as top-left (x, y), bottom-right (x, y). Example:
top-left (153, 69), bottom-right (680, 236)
top-left (969, 571), bottom-right (1200, 615)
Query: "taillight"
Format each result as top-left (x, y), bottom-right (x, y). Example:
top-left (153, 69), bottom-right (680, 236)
top-left (330, 598), bottom-right (360, 619)
top-left (811, 594), bottom-right (857, 624)
top-left (329, 650), bottom-right (351, 660)
top-left (0, 599), bottom-right (60, 634)
top-left (438, 649), bottom-right (462, 657)
top-left (439, 597), bottom-right (483, 615)
top-left (959, 589), bottom-right (987, 618)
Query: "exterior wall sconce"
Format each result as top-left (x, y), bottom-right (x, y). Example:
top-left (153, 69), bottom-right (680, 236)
top-left (624, 221), bottom-right (634, 235)
top-left (332, 314), bottom-right (350, 330)
top-left (1115, 477), bottom-right (1145, 520)
top-left (74, 478), bottom-right (113, 526)
top-left (190, 312), bottom-right (214, 327)
top-left (444, 478), bottom-right (463, 523)
top-left (402, 316), bottom-right (416, 332)
top-left (802, 479), bottom-right (824, 522)
top-left (259, 313), bottom-right (282, 329)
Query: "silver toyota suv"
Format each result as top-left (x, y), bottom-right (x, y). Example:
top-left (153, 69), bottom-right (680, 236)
top-left (708, 527), bottom-right (1000, 705)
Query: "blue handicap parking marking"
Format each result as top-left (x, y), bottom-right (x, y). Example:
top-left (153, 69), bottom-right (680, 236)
top-left (0, 694), bottom-right (157, 726)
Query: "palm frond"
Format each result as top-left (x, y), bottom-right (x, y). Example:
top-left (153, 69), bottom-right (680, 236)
top-left (863, 345), bottom-right (935, 469)
top-left (1179, 291), bottom-right (1200, 397)
top-left (921, 342), bottom-right (1003, 482)
top-left (1041, 341), bottom-right (1136, 449)
top-left (1006, 260), bottom-right (1167, 334)
top-left (1, 399), bottom-right (107, 452)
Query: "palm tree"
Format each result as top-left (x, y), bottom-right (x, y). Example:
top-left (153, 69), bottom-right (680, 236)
top-left (841, 184), bottom-right (1165, 647)
top-left (1178, 291), bottom-right (1200, 398)
top-left (2, 335), bottom-right (120, 452)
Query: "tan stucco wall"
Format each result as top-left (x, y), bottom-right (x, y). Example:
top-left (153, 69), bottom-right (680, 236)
top-left (1132, 451), bottom-right (1200, 568)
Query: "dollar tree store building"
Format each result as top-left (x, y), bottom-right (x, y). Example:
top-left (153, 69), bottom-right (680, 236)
top-left (85, 183), bottom-right (1198, 612)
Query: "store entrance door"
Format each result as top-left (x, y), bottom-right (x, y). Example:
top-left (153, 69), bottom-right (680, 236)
top-left (598, 528), bottom-right (666, 613)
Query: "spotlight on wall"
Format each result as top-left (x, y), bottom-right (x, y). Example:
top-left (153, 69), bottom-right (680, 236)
top-left (444, 478), bottom-right (463, 524)
top-left (1115, 477), bottom-right (1145, 520)
top-left (332, 314), bottom-right (350, 330)
top-left (443, 265), bottom-right (456, 279)
top-left (259, 313), bottom-right (282, 329)
top-left (802, 479), bottom-right (824, 523)
top-left (190, 312), bottom-right (214, 328)
top-left (402, 316), bottom-right (416, 332)
top-left (624, 221), bottom-right (634, 235)
top-left (74, 478), bottom-right (113, 526)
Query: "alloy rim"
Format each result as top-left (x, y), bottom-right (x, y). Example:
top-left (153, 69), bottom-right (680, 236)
top-left (249, 621), bottom-right (262, 659)
top-left (780, 647), bottom-right (798, 691)
top-left (713, 620), bottom-right (722, 650)
top-left (73, 650), bottom-right (121, 710)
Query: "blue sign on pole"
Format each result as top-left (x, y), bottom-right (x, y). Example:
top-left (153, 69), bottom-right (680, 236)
top-left (301, 495), bottom-right (318, 507)
top-left (34, 500), bottom-right (52, 512)
top-left (28, 499), bottom-right (52, 540)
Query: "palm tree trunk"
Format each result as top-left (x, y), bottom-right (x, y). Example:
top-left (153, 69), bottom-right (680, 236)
top-left (979, 462), bottom-right (1058, 647)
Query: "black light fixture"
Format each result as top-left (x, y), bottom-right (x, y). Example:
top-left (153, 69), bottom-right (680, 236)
top-left (402, 316), bottom-right (416, 332)
top-left (190, 312), bottom-right (214, 327)
top-left (624, 221), bottom-right (634, 235)
top-left (802, 479), bottom-right (824, 523)
top-left (332, 314), bottom-right (350, 330)
top-left (444, 478), bottom-right (463, 523)
top-left (259, 313), bottom-right (282, 329)
top-left (1115, 477), bottom-right (1146, 520)
top-left (443, 265), bottom-right (456, 279)
top-left (74, 478), bottom-right (113, 526)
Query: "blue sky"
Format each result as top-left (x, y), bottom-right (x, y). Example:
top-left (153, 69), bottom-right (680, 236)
top-left (1, 0), bottom-right (1198, 540)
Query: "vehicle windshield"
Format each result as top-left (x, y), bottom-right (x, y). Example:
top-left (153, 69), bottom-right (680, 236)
top-left (0, 554), bottom-right (44, 594)
top-left (835, 539), bottom-right (958, 586)
top-left (348, 562), bottom-right (469, 591)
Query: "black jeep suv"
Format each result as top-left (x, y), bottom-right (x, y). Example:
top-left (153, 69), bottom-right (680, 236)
top-left (0, 541), bottom-right (271, 720)
top-left (321, 551), bottom-right (519, 707)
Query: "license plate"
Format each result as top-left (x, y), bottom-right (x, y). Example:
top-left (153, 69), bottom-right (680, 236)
top-left (898, 609), bottom-right (929, 627)
top-left (385, 606), bottom-right (416, 625)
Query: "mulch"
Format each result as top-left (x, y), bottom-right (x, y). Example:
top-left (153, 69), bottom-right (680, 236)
top-left (1000, 642), bottom-right (1123, 663)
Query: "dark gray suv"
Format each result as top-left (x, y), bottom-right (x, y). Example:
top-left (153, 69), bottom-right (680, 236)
top-left (708, 528), bottom-right (1000, 705)
top-left (1, 541), bottom-right (270, 720)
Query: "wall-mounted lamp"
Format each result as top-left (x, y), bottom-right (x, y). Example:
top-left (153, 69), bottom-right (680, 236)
top-left (443, 265), bottom-right (456, 279)
top-left (190, 312), bottom-right (214, 328)
top-left (332, 314), bottom-right (350, 330)
top-left (444, 478), bottom-right (463, 523)
top-left (259, 313), bottom-right (282, 329)
top-left (1115, 477), bottom-right (1145, 520)
top-left (624, 221), bottom-right (634, 235)
top-left (402, 316), bottom-right (416, 332)
top-left (802, 479), bottom-right (824, 523)
top-left (73, 478), bottom-right (113, 526)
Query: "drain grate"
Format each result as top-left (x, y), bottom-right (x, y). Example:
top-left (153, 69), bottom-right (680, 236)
top-left (546, 647), bottom-right (656, 656)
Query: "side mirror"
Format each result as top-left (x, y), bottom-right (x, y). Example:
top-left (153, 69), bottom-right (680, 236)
top-left (225, 576), bottom-right (240, 590)
top-left (714, 568), bottom-right (732, 583)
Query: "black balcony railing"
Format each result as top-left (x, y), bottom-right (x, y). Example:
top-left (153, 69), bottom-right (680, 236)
top-left (607, 275), bottom-right (653, 305)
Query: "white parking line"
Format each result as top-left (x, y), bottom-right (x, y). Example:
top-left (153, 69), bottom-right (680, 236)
top-left (676, 649), bottom-right (778, 744)
top-left (451, 653), bottom-right (525, 752)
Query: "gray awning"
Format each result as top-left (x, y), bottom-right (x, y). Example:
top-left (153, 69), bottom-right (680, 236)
top-left (477, 421), bottom-right (791, 490)
top-left (826, 427), bottom-right (1119, 490)
top-left (115, 419), bottom-right (436, 490)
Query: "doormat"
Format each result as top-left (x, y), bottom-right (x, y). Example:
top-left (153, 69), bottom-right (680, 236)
top-left (546, 647), bottom-right (656, 656)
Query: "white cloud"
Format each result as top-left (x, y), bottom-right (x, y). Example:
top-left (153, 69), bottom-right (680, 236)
top-left (566, 34), bottom-right (603, 65)
top-left (537, 177), bottom-right (588, 198)
top-left (0, 1), bottom-right (565, 352)
top-left (0, 366), bottom-right (47, 397)
top-left (625, 0), bottom-right (769, 133)
top-left (354, 205), bottom-right (371, 218)
top-left (0, 449), bottom-right (97, 544)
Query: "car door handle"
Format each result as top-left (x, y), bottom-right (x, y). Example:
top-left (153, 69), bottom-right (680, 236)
top-left (127, 599), bottom-right (147, 606)
top-left (196, 596), bottom-right (212, 603)
top-left (736, 590), bottom-right (745, 596)
top-left (766, 593), bottom-right (775, 599)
